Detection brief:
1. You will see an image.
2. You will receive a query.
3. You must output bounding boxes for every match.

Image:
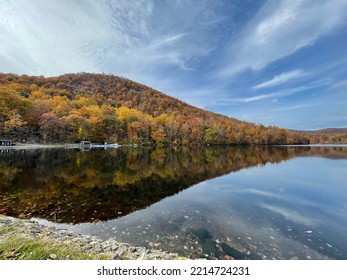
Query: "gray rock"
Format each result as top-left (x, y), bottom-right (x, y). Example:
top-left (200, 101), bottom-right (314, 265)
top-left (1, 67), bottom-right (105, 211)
top-left (49, 253), bottom-right (57, 259)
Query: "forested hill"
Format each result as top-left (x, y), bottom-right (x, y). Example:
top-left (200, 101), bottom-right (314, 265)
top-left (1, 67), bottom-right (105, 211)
top-left (0, 73), bottom-right (345, 145)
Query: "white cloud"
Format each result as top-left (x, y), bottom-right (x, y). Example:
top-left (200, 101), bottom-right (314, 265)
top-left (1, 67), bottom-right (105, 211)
top-left (331, 79), bottom-right (347, 89)
top-left (218, 0), bottom-right (347, 77)
top-left (221, 85), bottom-right (314, 103)
top-left (0, 0), bottom-right (112, 75)
top-left (236, 93), bottom-right (281, 102)
top-left (0, 0), bottom-right (216, 80)
top-left (253, 69), bottom-right (305, 89)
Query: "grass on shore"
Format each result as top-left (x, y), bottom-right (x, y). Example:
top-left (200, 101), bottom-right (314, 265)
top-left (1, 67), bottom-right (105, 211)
top-left (0, 226), bottom-right (110, 260)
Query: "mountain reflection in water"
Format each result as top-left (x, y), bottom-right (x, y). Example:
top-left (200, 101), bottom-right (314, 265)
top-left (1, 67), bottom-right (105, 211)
top-left (1, 145), bottom-right (347, 259)
top-left (0, 146), bottom-right (346, 224)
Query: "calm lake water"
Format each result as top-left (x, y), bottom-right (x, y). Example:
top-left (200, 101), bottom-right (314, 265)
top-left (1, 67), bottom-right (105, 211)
top-left (1, 146), bottom-right (346, 259)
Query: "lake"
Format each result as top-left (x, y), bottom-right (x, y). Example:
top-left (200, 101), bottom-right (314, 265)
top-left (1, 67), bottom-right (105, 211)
top-left (0, 145), bottom-right (346, 259)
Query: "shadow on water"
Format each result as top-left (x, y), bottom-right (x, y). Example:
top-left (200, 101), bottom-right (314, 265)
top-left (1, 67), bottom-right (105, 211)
top-left (0, 145), bottom-right (346, 224)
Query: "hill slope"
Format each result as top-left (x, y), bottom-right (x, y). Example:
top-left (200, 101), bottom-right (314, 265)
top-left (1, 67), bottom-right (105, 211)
top-left (0, 73), bottom-right (345, 144)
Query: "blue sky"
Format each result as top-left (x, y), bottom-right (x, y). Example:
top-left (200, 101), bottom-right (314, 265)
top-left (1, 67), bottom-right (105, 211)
top-left (0, 0), bottom-right (346, 130)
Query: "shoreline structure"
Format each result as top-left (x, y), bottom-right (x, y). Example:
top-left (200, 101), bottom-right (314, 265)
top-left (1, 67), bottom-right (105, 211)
top-left (0, 215), bottom-right (180, 260)
top-left (0, 144), bottom-right (65, 150)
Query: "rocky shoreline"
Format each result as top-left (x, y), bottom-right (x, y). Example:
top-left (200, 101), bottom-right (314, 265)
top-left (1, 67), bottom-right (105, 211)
top-left (0, 215), bottom-right (180, 260)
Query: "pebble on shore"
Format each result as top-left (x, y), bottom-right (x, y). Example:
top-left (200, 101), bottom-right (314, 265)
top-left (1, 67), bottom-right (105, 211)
top-left (0, 215), bottom-right (179, 260)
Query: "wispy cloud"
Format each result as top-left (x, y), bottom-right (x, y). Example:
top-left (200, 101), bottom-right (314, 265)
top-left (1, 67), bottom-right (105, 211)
top-left (0, 0), bottom-right (217, 80)
top-left (221, 85), bottom-right (314, 103)
top-left (253, 69), bottom-right (306, 89)
top-left (0, 0), bottom-right (113, 74)
top-left (274, 103), bottom-right (311, 111)
top-left (330, 79), bottom-right (347, 89)
top-left (232, 93), bottom-right (282, 103)
top-left (218, 0), bottom-right (347, 77)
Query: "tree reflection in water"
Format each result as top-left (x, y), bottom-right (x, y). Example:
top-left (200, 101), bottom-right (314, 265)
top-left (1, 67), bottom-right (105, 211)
top-left (0, 146), bottom-right (346, 224)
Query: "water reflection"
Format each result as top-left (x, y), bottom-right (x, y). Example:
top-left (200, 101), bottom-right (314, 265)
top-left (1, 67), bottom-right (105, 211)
top-left (1, 146), bottom-right (347, 259)
top-left (0, 146), bottom-right (313, 223)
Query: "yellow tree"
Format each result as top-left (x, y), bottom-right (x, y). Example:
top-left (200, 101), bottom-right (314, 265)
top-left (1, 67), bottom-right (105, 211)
top-left (4, 111), bottom-right (27, 135)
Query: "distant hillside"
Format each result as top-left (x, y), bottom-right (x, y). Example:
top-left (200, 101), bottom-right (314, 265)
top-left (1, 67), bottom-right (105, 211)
top-left (295, 128), bottom-right (347, 135)
top-left (0, 73), bottom-right (345, 144)
top-left (292, 128), bottom-right (347, 144)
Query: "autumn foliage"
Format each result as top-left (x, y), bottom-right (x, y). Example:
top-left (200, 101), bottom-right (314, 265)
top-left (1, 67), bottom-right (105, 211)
top-left (0, 73), bottom-right (345, 144)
